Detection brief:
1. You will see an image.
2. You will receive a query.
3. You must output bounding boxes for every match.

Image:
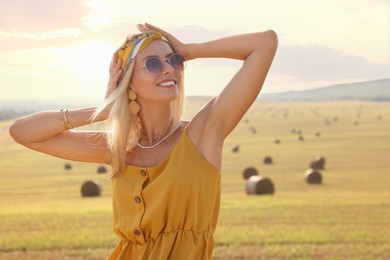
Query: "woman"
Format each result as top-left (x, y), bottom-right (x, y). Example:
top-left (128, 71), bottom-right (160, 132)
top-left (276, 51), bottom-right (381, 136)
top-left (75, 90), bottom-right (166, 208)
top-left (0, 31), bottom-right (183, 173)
top-left (9, 23), bottom-right (278, 259)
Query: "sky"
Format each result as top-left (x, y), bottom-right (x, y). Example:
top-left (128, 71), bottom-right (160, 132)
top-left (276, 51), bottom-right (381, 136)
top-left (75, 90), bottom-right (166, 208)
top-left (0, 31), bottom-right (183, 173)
top-left (0, 0), bottom-right (389, 101)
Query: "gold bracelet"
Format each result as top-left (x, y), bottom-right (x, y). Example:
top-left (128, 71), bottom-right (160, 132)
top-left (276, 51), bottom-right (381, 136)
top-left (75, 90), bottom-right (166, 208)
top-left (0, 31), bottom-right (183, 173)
top-left (60, 108), bottom-right (74, 130)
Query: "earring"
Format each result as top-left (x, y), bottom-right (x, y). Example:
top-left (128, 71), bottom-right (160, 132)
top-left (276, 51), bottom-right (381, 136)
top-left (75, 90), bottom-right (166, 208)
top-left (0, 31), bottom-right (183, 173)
top-left (128, 89), bottom-right (140, 115)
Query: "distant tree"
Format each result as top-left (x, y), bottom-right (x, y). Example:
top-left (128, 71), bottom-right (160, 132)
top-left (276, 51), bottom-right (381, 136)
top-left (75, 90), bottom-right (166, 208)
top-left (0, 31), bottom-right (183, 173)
top-left (0, 109), bottom-right (32, 122)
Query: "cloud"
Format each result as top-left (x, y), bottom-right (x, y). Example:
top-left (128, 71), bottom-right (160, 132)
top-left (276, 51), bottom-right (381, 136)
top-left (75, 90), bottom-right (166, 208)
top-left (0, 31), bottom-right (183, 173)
top-left (0, 0), bottom-right (89, 32)
top-left (1, 19), bottom-right (387, 99)
top-left (270, 44), bottom-right (390, 82)
top-left (168, 25), bottom-right (238, 42)
top-left (365, 0), bottom-right (389, 5)
top-left (0, 29), bottom-right (83, 41)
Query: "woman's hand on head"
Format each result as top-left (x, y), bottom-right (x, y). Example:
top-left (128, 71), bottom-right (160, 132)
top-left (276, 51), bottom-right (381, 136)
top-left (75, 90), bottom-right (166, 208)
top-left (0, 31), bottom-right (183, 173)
top-left (138, 23), bottom-right (192, 60)
top-left (106, 51), bottom-right (123, 100)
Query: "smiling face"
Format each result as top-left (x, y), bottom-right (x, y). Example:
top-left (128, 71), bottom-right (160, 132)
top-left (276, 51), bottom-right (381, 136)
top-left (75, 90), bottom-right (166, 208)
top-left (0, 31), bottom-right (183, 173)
top-left (130, 40), bottom-right (183, 103)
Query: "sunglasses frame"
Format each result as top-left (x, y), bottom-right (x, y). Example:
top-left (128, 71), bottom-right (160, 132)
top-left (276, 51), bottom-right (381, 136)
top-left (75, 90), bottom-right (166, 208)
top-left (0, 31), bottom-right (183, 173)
top-left (142, 53), bottom-right (186, 75)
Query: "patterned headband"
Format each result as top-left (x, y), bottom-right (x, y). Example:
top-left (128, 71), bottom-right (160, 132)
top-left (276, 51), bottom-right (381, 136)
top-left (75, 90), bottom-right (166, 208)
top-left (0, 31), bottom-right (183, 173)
top-left (118, 30), bottom-right (169, 74)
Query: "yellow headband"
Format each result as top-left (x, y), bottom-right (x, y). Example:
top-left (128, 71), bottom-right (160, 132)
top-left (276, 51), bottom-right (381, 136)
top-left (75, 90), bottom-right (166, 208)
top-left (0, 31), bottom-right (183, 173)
top-left (118, 30), bottom-right (169, 72)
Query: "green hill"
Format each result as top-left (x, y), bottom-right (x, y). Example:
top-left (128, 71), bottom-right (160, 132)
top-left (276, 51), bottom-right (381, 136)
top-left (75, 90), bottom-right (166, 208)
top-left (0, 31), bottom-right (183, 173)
top-left (260, 78), bottom-right (390, 101)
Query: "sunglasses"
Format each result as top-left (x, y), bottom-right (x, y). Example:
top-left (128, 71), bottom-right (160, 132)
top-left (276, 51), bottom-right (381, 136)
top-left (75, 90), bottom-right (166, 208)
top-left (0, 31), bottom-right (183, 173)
top-left (143, 53), bottom-right (186, 75)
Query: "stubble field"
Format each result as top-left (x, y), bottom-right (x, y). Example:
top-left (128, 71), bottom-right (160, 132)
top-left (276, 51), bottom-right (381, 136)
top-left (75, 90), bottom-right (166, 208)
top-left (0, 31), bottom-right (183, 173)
top-left (0, 99), bottom-right (389, 259)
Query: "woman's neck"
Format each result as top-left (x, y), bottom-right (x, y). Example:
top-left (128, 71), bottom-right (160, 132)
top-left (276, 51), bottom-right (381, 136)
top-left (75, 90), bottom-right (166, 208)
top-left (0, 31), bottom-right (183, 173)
top-left (139, 105), bottom-right (174, 145)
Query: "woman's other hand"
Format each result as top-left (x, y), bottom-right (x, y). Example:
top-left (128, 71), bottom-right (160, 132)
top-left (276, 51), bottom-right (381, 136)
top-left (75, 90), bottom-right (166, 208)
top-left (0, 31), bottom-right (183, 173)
top-left (138, 23), bottom-right (192, 60)
top-left (105, 51), bottom-right (123, 100)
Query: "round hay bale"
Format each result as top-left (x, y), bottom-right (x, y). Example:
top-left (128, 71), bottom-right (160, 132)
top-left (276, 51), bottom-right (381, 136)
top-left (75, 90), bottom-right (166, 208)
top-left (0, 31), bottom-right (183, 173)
top-left (81, 180), bottom-right (102, 197)
top-left (310, 160), bottom-right (323, 169)
top-left (304, 169), bottom-right (322, 184)
top-left (310, 156), bottom-right (326, 169)
top-left (310, 160), bottom-right (322, 169)
top-left (263, 156), bottom-right (273, 164)
top-left (231, 144), bottom-right (240, 153)
top-left (315, 156), bottom-right (326, 169)
top-left (246, 176), bottom-right (275, 195)
top-left (274, 139), bottom-right (281, 144)
top-left (97, 165), bottom-right (107, 174)
top-left (249, 126), bottom-right (257, 134)
top-left (64, 163), bottom-right (72, 171)
top-left (242, 167), bottom-right (258, 180)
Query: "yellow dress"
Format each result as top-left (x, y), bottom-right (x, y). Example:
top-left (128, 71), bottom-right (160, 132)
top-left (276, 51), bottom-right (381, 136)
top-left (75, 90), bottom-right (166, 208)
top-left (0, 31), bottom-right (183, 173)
top-left (108, 128), bottom-right (221, 260)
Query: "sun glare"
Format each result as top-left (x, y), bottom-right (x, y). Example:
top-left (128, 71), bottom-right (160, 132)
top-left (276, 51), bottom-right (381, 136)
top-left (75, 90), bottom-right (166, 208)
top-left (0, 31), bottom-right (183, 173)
top-left (67, 41), bottom-right (116, 72)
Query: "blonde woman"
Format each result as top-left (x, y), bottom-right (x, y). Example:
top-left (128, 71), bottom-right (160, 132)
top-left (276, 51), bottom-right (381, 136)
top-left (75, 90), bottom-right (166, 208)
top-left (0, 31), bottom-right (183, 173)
top-left (9, 23), bottom-right (278, 259)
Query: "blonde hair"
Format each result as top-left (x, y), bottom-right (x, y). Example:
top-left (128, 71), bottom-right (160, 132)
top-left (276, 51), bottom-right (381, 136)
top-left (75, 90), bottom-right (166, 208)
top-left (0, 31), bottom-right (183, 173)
top-left (94, 39), bottom-right (185, 178)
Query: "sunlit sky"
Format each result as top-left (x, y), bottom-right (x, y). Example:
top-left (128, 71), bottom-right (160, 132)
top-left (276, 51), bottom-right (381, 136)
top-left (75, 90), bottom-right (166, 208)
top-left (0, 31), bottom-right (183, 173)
top-left (0, 0), bottom-right (389, 101)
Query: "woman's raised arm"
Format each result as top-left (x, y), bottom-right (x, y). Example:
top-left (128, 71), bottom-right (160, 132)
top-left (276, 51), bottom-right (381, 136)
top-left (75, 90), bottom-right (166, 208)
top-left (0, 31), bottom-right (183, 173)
top-left (187, 30), bottom-right (278, 138)
top-left (144, 23), bottom-right (278, 139)
top-left (8, 52), bottom-right (124, 164)
top-left (9, 107), bottom-right (109, 164)
top-left (142, 24), bottom-right (277, 171)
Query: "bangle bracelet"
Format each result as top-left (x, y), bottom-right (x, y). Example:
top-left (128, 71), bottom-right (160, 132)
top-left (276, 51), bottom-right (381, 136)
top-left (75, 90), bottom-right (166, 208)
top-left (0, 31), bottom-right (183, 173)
top-left (60, 108), bottom-right (74, 130)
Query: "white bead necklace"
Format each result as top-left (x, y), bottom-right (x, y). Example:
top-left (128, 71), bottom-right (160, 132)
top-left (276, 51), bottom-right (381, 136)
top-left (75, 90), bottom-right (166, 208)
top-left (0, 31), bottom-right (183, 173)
top-left (137, 121), bottom-right (181, 149)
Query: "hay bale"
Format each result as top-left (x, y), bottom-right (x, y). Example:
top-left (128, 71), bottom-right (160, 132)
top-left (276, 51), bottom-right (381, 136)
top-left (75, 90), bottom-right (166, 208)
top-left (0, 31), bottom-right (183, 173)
top-left (310, 156), bottom-right (326, 170)
top-left (64, 163), bottom-right (72, 171)
top-left (231, 144), bottom-right (240, 153)
top-left (242, 167), bottom-right (258, 180)
top-left (315, 156), bottom-right (326, 168)
top-left (310, 160), bottom-right (321, 169)
top-left (97, 165), bottom-right (107, 174)
top-left (299, 135), bottom-right (304, 141)
top-left (274, 139), bottom-right (281, 144)
top-left (81, 180), bottom-right (102, 197)
top-left (249, 126), bottom-right (257, 134)
top-left (304, 169), bottom-right (322, 184)
top-left (263, 156), bottom-right (273, 164)
top-left (246, 176), bottom-right (275, 195)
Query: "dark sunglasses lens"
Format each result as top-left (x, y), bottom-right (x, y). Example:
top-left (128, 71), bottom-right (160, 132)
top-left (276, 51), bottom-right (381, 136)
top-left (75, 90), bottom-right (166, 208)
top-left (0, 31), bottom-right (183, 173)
top-left (145, 58), bottom-right (163, 74)
top-left (169, 53), bottom-right (186, 71)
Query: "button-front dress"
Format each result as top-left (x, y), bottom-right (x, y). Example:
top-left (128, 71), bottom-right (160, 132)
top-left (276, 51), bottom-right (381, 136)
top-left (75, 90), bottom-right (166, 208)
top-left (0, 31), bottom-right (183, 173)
top-left (107, 128), bottom-right (221, 259)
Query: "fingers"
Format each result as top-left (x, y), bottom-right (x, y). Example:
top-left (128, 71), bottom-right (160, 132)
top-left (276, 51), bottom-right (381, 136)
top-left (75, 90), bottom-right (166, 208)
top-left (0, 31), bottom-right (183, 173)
top-left (106, 53), bottom-right (123, 100)
top-left (109, 52), bottom-right (119, 71)
top-left (144, 23), bottom-right (169, 36)
top-left (110, 53), bottom-right (122, 75)
top-left (136, 23), bottom-right (148, 33)
top-left (111, 64), bottom-right (123, 82)
top-left (137, 23), bottom-right (169, 36)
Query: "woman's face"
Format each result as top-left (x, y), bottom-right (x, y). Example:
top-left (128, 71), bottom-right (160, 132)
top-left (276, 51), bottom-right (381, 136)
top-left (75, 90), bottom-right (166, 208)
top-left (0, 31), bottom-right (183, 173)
top-left (130, 40), bottom-right (183, 103)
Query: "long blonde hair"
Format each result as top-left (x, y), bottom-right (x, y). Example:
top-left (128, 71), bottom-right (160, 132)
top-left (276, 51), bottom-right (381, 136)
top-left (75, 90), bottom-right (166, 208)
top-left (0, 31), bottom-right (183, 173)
top-left (94, 38), bottom-right (185, 178)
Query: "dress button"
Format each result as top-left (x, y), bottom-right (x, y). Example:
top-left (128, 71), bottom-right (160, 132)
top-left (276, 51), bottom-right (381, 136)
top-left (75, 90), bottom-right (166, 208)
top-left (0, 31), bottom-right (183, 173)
top-left (140, 170), bottom-right (147, 176)
top-left (134, 196), bottom-right (141, 204)
top-left (133, 229), bottom-right (141, 236)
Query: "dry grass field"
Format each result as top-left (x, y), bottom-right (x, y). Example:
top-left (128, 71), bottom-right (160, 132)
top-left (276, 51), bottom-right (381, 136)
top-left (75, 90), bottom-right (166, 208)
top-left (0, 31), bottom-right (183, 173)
top-left (0, 99), bottom-right (389, 259)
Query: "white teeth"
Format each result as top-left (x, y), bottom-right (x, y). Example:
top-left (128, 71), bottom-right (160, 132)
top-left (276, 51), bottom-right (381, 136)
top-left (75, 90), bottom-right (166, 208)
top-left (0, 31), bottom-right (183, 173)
top-left (159, 80), bottom-right (175, 87)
